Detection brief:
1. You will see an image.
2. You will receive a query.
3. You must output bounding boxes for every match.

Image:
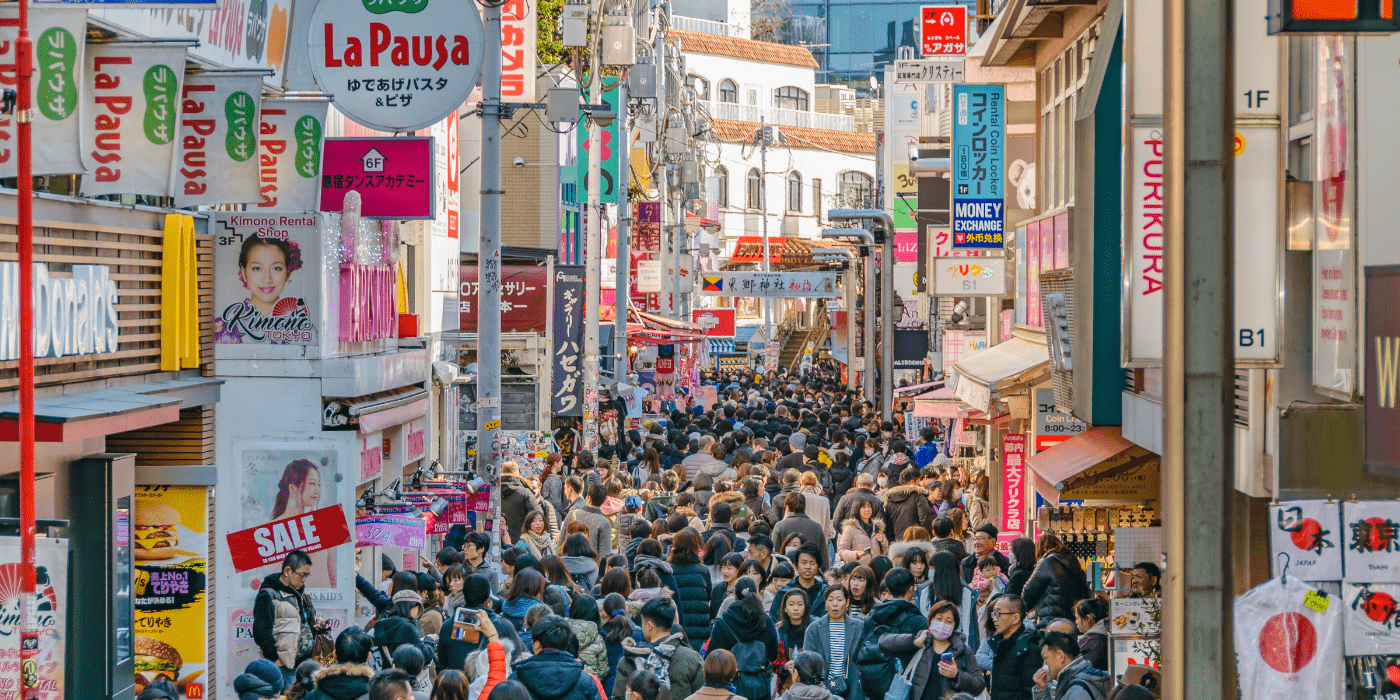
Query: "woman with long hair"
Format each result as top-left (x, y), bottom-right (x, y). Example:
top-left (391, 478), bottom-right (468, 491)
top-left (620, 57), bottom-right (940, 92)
top-left (519, 511), bottom-right (555, 560)
top-left (601, 566), bottom-right (632, 599)
top-left (926, 551), bottom-right (978, 645)
top-left (966, 475), bottom-right (991, 531)
top-left (711, 551), bottom-right (746, 618)
top-left (704, 578), bottom-right (780, 700)
top-left (640, 448), bottom-right (664, 486)
top-left (774, 588), bottom-right (812, 679)
top-left (269, 459), bottom-right (336, 587)
top-left (836, 500), bottom-right (887, 566)
top-left (541, 453), bottom-right (565, 515)
top-left (501, 569), bottom-right (546, 641)
top-left (703, 533), bottom-right (734, 586)
top-left (669, 528), bottom-right (714, 651)
top-left (1006, 537), bottom-right (1037, 596)
top-left (1022, 533), bottom-right (1090, 621)
top-left (567, 595), bottom-right (610, 680)
top-left (602, 592), bottom-right (645, 695)
top-left (560, 533), bottom-right (601, 589)
top-left (846, 565), bottom-right (877, 618)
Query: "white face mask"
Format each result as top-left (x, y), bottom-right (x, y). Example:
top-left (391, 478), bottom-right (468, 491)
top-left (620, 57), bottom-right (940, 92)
top-left (877, 477), bottom-right (888, 488)
top-left (864, 448), bottom-right (876, 457)
top-left (929, 620), bottom-right (955, 640)
top-left (882, 432), bottom-right (892, 439)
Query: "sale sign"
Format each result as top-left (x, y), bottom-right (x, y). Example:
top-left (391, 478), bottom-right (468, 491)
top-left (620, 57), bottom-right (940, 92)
top-left (356, 514), bottom-right (428, 549)
top-left (920, 5), bottom-right (967, 56)
top-left (225, 505), bottom-right (352, 572)
top-left (1002, 433), bottom-right (1026, 535)
top-left (692, 309), bottom-right (737, 337)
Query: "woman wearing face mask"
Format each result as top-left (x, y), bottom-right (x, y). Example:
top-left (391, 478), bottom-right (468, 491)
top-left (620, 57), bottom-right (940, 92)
top-left (876, 600), bottom-right (985, 700)
top-left (853, 436), bottom-right (884, 479)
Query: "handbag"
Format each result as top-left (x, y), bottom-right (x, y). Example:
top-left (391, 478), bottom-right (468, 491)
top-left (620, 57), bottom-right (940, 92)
top-left (886, 649), bottom-right (926, 700)
top-left (825, 675), bottom-right (849, 697)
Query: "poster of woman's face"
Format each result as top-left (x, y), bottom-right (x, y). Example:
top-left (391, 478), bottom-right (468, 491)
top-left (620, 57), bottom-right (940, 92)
top-left (213, 212), bottom-right (321, 345)
top-left (239, 446), bottom-right (341, 589)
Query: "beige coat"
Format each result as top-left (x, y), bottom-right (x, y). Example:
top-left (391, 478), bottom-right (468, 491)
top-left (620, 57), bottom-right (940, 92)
top-left (836, 518), bottom-right (888, 566)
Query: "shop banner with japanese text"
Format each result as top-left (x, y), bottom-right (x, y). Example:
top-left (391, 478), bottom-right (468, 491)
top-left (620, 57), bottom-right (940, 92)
top-left (1001, 433), bottom-right (1026, 534)
top-left (1345, 583), bottom-right (1400, 656)
top-left (134, 485), bottom-right (207, 700)
top-left (0, 537), bottom-right (67, 700)
top-left (256, 98), bottom-right (328, 211)
top-left (700, 271), bottom-right (839, 298)
top-left (212, 212), bottom-right (322, 346)
top-left (0, 7), bottom-right (86, 178)
top-left (499, 0), bottom-right (538, 102)
top-left (1344, 501), bottom-right (1400, 583)
top-left (951, 84), bottom-right (1004, 249)
top-left (1269, 500), bottom-right (1343, 582)
top-left (355, 514), bottom-right (428, 550)
top-left (552, 265), bottom-right (585, 416)
top-left (176, 71), bottom-right (263, 206)
top-left (461, 264), bottom-right (547, 332)
top-left (81, 43), bottom-right (187, 197)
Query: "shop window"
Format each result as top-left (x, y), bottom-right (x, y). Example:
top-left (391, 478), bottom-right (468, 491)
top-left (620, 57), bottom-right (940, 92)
top-left (1038, 20), bottom-right (1100, 211)
top-left (715, 165), bottom-right (730, 207)
top-left (773, 86), bottom-right (810, 111)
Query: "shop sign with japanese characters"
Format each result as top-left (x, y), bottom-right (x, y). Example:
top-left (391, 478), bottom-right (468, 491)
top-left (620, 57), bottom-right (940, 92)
top-left (952, 84), bottom-right (1004, 248)
top-left (320, 137), bottom-right (434, 218)
top-left (552, 266), bottom-right (585, 416)
top-left (308, 0), bottom-right (484, 133)
top-left (1343, 500), bottom-right (1400, 583)
top-left (80, 42), bottom-right (188, 197)
top-left (699, 271), bottom-right (839, 299)
top-left (920, 5), bottom-right (967, 56)
top-left (931, 256), bottom-right (1007, 295)
top-left (1002, 433), bottom-right (1026, 534)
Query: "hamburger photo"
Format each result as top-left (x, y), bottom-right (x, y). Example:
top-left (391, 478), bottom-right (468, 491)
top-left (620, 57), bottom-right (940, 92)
top-left (133, 636), bottom-right (182, 694)
top-left (134, 501), bottom-right (181, 561)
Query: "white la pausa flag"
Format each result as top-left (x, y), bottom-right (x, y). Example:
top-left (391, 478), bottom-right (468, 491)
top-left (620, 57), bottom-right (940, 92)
top-left (255, 98), bottom-right (327, 211)
top-left (0, 7), bottom-right (87, 178)
top-left (80, 43), bottom-right (187, 197)
top-left (175, 72), bottom-right (263, 207)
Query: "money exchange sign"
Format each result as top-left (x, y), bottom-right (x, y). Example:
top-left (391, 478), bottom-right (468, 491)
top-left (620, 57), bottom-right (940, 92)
top-left (952, 84), bottom-right (1005, 248)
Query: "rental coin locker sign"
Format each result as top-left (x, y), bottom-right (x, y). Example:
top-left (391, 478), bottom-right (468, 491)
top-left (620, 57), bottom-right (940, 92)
top-left (308, 0), bottom-right (484, 132)
top-left (952, 84), bottom-right (1004, 249)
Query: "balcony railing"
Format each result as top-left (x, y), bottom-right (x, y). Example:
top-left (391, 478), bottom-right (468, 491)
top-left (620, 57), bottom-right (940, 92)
top-left (705, 101), bottom-right (855, 132)
top-left (671, 16), bottom-right (744, 37)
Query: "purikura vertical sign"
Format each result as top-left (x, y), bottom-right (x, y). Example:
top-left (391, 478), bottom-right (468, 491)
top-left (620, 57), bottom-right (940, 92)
top-left (0, 7), bottom-right (87, 178)
top-left (176, 71), bottom-right (264, 207)
top-left (81, 42), bottom-right (189, 197)
top-left (1125, 127), bottom-right (1165, 364)
top-left (257, 98), bottom-right (328, 210)
top-left (1002, 433), bottom-right (1026, 535)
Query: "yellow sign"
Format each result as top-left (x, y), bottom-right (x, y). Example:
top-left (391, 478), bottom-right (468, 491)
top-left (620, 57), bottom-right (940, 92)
top-left (134, 485), bottom-right (209, 699)
top-left (1059, 446), bottom-right (1161, 501)
top-left (484, 419), bottom-right (501, 431)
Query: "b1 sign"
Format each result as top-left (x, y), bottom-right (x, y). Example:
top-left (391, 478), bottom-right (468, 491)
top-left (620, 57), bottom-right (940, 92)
top-left (225, 505), bottom-right (352, 572)
top-left (320, 137), bottom-right (435, 218)
top-left (920, 5), bottom-right (967, 56)
top-left (309, 0), bottom-right (485, 133)
top-left (931, 256), bottom-right (1007, 296)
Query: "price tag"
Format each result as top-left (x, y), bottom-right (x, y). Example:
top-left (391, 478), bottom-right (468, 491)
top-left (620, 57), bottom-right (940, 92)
top-left (1303, 590), bottom-right (1330, 613)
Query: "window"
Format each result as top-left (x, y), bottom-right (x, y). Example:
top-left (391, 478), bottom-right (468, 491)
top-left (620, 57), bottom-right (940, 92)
top-left (715, 166), bottom-right (729, 207)
top-left (812, 178), bottom-right (823, 221)
top-left (786, 171), bottom-right (803, 212)
top-left (838, 171), bottom-right (874, 208)
top-left (746, 168), bottom-right (763, 209)
top-left (773, 86), bottom-right (810, 111)
top-left (719, 79), bottom-right (738, 103)
top-left (686, 74), bottom-right (710, 102)
top-left (1038, 20), bottom-right (1099, 210)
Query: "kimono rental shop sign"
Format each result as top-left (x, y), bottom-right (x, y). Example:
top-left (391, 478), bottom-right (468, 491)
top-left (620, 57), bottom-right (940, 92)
top-left (460, 265), bottom-right (548, 332)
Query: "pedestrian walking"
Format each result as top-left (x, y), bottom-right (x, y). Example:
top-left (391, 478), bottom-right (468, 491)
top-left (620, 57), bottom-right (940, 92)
top-left (802, 586), bottom-right (864, 700)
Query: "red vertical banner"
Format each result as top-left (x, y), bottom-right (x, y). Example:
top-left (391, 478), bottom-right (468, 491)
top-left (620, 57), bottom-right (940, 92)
top-left (1002, 433), bottom-right (1027, 535)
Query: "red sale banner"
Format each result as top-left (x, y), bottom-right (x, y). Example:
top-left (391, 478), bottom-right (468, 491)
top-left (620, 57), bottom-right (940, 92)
top-left (1001, 434), bottom-right (1026, 535)
top-left (226, 505), bottom-right (352, 572)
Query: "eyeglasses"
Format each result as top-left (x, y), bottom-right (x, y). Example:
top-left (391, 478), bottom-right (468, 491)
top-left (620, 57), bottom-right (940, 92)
top-left (290, 569), bottom-right (312, 581)
top-left (991, 611), bottom-right (1021, 618)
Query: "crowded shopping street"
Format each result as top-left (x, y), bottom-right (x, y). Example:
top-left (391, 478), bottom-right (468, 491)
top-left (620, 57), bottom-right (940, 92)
top-left (0, 0), bottom-right (1397, 698)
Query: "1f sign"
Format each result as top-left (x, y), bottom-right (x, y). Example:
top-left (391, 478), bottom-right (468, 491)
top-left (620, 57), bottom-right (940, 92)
top-left (920, 5), bottom-right (967, 56)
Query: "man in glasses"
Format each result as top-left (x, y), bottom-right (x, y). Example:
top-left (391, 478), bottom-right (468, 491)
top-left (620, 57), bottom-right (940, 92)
top-left (962, 524), bottom-right (1012, 584)
top-left (253, 550), bottom-right (327, 687)
top-left (987, 594), bottom-right (1041, 700)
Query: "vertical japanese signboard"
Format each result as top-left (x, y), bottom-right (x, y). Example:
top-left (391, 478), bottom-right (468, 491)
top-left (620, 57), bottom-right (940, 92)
top-left (952, 84), bottom-right (1004, 249)
top-left (500, 0), bottom-right (538, 102)
top-left (0, 7), bottom-right (87, 178)
top-left (1314, 35), bottom-right (1356, 397)
top-left (80, 42), bottom-right (188, 197)
top-left (134, 486), bottom-right (208, 700)
top-left (1366, 266), bottom-right (1400, 476)
top-left (176, 72), bottom-right (264, 207)
top-left (1002, 433), bottom-right (1026, 534)
top-left (578, 76), bottom-right (622, 203)
top-left (552, 265), bottom-right (585, 416)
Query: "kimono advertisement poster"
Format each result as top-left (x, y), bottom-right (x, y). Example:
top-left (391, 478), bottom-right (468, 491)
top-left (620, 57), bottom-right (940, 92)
top-left (213, 212), bottom-right (322, 345)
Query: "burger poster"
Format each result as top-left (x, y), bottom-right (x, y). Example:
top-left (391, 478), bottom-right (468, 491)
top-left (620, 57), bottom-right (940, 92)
top-left (212, 211), bottom-right (321, 345)
top-left (1269, 500), bottom-right (1343, 582)
top-left (134, 485), bottom-right (208, 699)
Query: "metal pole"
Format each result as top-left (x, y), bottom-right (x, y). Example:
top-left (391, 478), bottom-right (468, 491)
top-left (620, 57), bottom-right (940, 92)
top-left (1161, 0), bottom-right (1235, 692)
top-left (15, 0), bottom-right (34, 690)
top-left (760, 116), bottom-right (771, 340)
top-left (880, 229), bottom-right (893, 422)
top-left (846, 264), bottom-right (856, 391)
top-left (614, 84), bottom-right (630, 379)
top-left (478, 0), bottom-right (504, 557)
top-left (582, 48), bottom-right (603, 450)
top-left (863, 250), bottom-right (875, 402)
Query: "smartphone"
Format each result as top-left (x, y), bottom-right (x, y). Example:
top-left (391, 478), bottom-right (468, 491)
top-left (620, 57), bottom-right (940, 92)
top-left (941, 652), bottom-right (954, 665)
top-left (452, 607), bottom-right (481, 642)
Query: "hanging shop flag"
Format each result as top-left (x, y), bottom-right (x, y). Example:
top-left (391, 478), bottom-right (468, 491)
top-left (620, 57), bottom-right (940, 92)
top-left (1270, 500), bottom-right (1344, 582)
top-left (81, 42), bottom-right (188, 197)
top-left (1234, 575), bottom-right (1345, 699)
top-left (176, 71), bottom-right (263, 207)
top-left (256, 98), bottom-right (328, 211)
top-left (355, 514), bottom-right (428, 549)
top-left (1001, 433), bottom-right (1026, 535)
top-left (552, 265), bottom-right (585, 416)
top-left (1345, 501), bottom-right (1400, 583)
top-left (499, 0), bottom-right (537, 102)
top-left (951, 84), bottom-right (1004, 249)
top-left (308, 0), bottom-right (485, 132)
top-left (698, 271), bottom-right (839, 299)
top-left (0, 7), bottom-right (86, 178)
top-left (1345, 583), bottom-right (1400, 656)
top-left (133, 485), bottom-right (208, 700)
top-left (577, 76), bottom-right (623, 204)
top-left (1346, 655), bottom-right (1400, 698)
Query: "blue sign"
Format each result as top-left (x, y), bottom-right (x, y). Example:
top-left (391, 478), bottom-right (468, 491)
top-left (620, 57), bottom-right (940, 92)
top-left (952, 84), bottom-right (1005, 249)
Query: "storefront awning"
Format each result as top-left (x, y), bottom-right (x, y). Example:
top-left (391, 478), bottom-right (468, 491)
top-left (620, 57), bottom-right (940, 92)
top-left (1027, 426), bottom-right (1161, 504)
top-left (323, 385), bottom-right (430, 433)
top-left (730, 236), bottom-right (785, 264)
top-left (0, 376), bottom-right (223, 442)
top-left (909, 386), bottom-right (1008, 420)
top-left (628, 306), bottom-right (708, 345)
top-left (951, 335), bottom-right (1049, 413)
top-left (709, 339), bottom-right (736, 353)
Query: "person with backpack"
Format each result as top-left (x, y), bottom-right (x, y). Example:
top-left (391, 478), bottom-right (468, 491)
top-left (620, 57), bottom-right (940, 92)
top-left (875, 600), bottom-right (984, 700)
top-left (704, 579), bottom-right (779, 700)
top-left (1032, 632), bottom-right (1110, 700)
top-left (613, 597), bottom-right (703, 700)
top-left (852, 568), bottom-right (926, 700)
top-left (986, 595), bottom-right (1041, 700)
top-left (1020, 535), bottom-right (1089, 623)
top-left (509, 616), bottom-right (606, 700)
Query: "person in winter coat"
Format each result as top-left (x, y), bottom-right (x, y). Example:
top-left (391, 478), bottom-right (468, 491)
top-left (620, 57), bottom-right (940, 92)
top-left (827, 448), bottom-right (855, 503)
top-left (234, 660), bottom-right (287, 700)
top-left (252, 551), bottom-right (323, 686)
top-left (882, 472), bottom-right (936, 540)
top-left (803, 586), bottom-right (865, 700)
top-left (772, 493), bottom-right (830, 571)
top-left (1032, 632), bottom-right (1112, 700)
top-left (520, 511), bottom-right (557, 561)
top-left (613, 597), bottom-right (705, 700)
top-left (777, 651), bottom-right (834, 700)
top-left (966, 476), bottom-right (992, 531)
top-left (743, 478), bottom-right (778, 529)
top-left (876, 600), bottom-right (985, 700)
top-left (668, 528), bottom-right (714, 651)
top-left (508, 616), bottom-right (606, 700)
top-left (961, 524), bottom-right (1012, 585)
top-left (565, 483), bottom-right (615, 559)
top-left (711, 552), bottom-right (747, 618)
top-left (1073, 598), bottom-right (1110, 672)
top-left (853, 568), bottom-right (926, 700)
top-left (559, 534), bottom-right (601, 589)
top-left (501, 570), bottom-right (548, 644)
top-left (565, 596), bottom-right (610, 681)
top-left (371, 592), bottom-right (434, 667)
top-left (1005, 538), bottom-right (1037, 597)
top-left (1021, 536), bottom-right (1090, 622)
top-left (705, 579), bottom-right (780, 700)
top-left (702, 502), bottom-right (746, 552)
top-left (987, 595), bottom-right (1041, 700)
top-left (836, 505), bottom-right (888, 566)
top-left (853, 437), bottom-right (884, 479)
top-left (684, 649), bottom-right (744, 700)
top-left (832, 475), bottom-right (885, 527)
top-left (302, 627), bottom-right (376, 700)
top-left (699, 443), bottom-right (738, 482)
top-left (501, 463), bottom-right (543, 544)
top-left (797, 472), bottom-right (834, 541)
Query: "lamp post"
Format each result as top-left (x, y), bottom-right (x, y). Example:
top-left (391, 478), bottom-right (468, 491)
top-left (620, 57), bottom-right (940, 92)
top-left (825, 212), bottom-right (893, 420)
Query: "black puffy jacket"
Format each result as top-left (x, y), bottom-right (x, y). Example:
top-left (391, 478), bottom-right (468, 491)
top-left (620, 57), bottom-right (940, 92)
top-left (500, 475), bottom-right (541, 543)
top-left (510, 649), bottom-right (605, 700)
top-left (1020, 551), bottom-right (1089, 621)
top-left (829, 461), bottom-right (854, 501)
top-left (669, 561), bottom-right (713, 651)
top-left (988, 626), bottom-right (1042, 700)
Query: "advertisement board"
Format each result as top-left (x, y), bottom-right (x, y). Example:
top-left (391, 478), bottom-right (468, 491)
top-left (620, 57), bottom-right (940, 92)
top-left (256, 98), bottom-right (329, 211)
top-left (212, 212), bottom-right (322, 345)
top-left (1314, 35), bottom-right (1356, 397)
top-left (1002, 433), bottom-right (1026, 534)
top-left (920, 5), bottom-right (967, 56)
top-left (693, 309), bottom-right (737, 337)
top-left (0, 537), bottom-right (67, 700)
top-left (952, 84), bottom-right (1005, 248)
top-left (234, 445), bottom-right (344, 587)
top-left (552, 265), bottom-right (585, 416)
top-left (226, 505), bottom-right (353, 572)
top-left (320, 137), bottom-right (435, 218)
top-left (931, 256), bottom-right (1007, 296)
top-left (134, 485), bottom-right (207, 700)
top-left (577, 76), bottom-right (623, 203)
top-left (1123, 127), bottom-right (1165, 364)
top-left (355, 514), bottom-right (428, 549)
top-left (461, 264), bottom-right (548, 332)
top-left (1268, 500), bottom-right (1343, 581)
top-left (80, 42), bottom-right (188, 197)
top-left (175, 72), bottom-right (264, 207)
top-left (1034, 387), bottom-right (1086, 452)
top-left (700, 271), bottom-right (839, 298)
top-left (0, 7), bottom-right (87, 178)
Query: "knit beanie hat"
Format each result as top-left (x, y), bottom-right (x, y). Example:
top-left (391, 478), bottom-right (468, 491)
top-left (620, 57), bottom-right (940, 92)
top-left (242, 659), bottom-right (285, 693)
top-left (463, 574), bottom-right (492, 608)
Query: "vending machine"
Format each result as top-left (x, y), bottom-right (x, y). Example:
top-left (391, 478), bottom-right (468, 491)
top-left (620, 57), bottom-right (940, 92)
top-left (67, 453), bottom-right (137, 700)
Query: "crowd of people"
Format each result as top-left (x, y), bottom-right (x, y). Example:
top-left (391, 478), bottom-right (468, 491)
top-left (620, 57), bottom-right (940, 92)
top-left (200, 366), bottom-right (1164, 700)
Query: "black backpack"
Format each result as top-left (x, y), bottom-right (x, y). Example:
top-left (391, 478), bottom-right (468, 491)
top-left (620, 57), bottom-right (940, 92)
top-left (722, 620), bottom-right (770, 700)
top-left (853, 620), bottom-right (900, 698)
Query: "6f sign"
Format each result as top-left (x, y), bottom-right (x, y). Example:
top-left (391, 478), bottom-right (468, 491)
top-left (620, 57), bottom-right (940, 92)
top-left (921, 5), bottom-right (967, 56)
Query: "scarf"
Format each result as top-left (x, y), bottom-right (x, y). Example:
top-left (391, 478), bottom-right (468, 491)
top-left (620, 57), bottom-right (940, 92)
top-left (521, 530), bottom-right (554, 558)
top-left (857, 518), bottom-right (874, 538)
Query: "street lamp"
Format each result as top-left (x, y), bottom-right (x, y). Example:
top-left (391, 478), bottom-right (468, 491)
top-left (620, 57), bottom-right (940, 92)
top-left (825, 211), bottom-right (895, 422)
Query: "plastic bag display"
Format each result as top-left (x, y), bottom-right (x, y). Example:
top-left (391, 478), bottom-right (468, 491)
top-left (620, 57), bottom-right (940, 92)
top-left (1234, 575), bottom-right (1344, 699)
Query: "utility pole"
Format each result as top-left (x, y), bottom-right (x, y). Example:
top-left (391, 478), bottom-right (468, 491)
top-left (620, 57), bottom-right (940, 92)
top-left (670, 42), bottom-right (686, 320)
top-left (477, 0), bottom-right (503, 553)
top-left (759, 117), bottom-right (771, 341)
top-left (1161, 0), bottom-right (1236, 694)
top-left (880, 225), bottom-right (893, 421)
top-left (845, 261), bottom-right (856, 391)
top-left (14, 0), bottom-right (35, 691)
top-left (614, 87), bottom-right (630, 379)
top-left (582, 26), bottom-right (603, 452)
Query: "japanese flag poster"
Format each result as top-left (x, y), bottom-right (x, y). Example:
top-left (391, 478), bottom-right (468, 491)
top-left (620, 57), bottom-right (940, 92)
top-left (0, 7), bottom-right (87, 178)
top-left (175, 72), bottom-right (263, 207)
top-left (1345, 501), bottom-right (1400, 583)
top-left (81, 43), bottom-right (187, 197)
top-left (1234, 576), bottom-right (1344, 699)
top-left (1345, 583), bottom-right (1400, 657)
top-left (1270, 500), bottom-right (1343, 582)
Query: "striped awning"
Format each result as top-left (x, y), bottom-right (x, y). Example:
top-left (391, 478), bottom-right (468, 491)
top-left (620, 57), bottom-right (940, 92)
top-left (709, 339), bottom-right (736, 353)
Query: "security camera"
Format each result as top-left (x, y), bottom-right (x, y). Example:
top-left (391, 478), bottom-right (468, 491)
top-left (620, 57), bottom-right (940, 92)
top-left (513, 156), bottom-right (526, 168)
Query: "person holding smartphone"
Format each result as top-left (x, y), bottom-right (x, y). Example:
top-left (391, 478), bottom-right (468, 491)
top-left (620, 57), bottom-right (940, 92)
top-left (874, 600), bottom-right (985, 700)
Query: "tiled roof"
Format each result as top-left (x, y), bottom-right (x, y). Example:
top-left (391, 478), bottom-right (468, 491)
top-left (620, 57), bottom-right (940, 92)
top-left (671, 29), bottom-right (820, 69)
top-left (709, 119), bottom-right (878, 155)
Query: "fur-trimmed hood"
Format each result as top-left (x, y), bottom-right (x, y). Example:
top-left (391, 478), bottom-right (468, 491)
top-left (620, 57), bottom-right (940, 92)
top-left (310, 663), bottom-right (374, 700)
top-left (709, 490), bottom-right (745, 509)
top-left (882, 483), bottom-right (927, 505)
top-left (888, 539), bottom-right (934, 562)
top-left (840, 517), bottom-right (885, 534)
